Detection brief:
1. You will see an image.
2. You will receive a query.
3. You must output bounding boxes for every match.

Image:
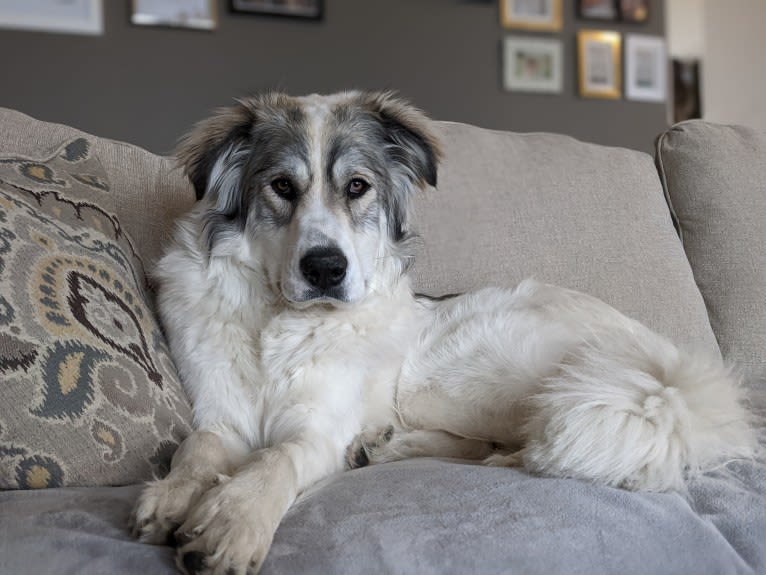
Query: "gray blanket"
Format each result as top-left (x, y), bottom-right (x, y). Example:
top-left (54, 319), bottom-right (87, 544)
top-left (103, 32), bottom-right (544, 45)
top-left (1, 456), bottom-right (765, 574)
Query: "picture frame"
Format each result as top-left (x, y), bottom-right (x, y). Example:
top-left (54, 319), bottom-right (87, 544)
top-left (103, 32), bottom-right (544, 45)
top-left (578, 30), bottom-right (622, 99)
top-left (0, 0), bottom-right (103, 36)
top-left (500, 0), bottom-right (562, 32)
top-left (620, 0), bottom-right (649, 23)
top-left (503, 37), bottom-right (563, 94)
top-left (672, 59), bottom-right (702, 124)
top-left (577, 0), bottom-right (618, 21)
top-left (131, 0), bottom-right (217, 30)
top-left (625, 35), bottom-right (666, 102)
top-left (230, 0), bottom-right (323, 20)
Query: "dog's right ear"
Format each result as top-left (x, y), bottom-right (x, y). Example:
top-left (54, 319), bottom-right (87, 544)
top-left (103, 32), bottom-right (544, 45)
top-left (175, 100), bottom-right (256, 202)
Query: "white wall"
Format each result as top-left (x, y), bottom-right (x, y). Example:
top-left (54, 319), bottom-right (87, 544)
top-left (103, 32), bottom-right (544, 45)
top-left (666, 0), bottom-right (766, 130)
top-left (702, 0), bottom-right (766, 130)
top-left (666, 0), bottom-right (705, 59)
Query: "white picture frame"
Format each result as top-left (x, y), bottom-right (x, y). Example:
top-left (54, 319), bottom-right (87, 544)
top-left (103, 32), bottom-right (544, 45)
top-left (0, 0), bottom-right (103, 36)
top-left (132, 0), bottom-right (217, 30)
top-left (625, 35), bottom-right (667, 102)
top-left (503, 37), bottom-right (563, 94)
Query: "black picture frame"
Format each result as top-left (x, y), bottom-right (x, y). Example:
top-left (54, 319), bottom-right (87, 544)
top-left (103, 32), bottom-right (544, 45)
top-left (230, 0), bottom-right (323, 20)
top-left (672, 59), bottom-right (702, 124)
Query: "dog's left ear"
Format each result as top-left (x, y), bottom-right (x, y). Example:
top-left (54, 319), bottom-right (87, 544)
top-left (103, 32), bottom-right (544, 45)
top-left (363, 92), bottom-right (442, 190)
top-left (175, 100), bottom-right (256, 202)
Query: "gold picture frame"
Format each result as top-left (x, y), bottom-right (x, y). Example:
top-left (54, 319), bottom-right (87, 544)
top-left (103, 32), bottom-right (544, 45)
top-left (500, 0), bottom-right (563, 32)
top-left (577, 30), bottom-right (622, 99)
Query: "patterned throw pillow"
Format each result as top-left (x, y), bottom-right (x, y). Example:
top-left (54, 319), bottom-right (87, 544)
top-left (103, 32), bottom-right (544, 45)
top-left (0, 137), bottom-right (192, 489)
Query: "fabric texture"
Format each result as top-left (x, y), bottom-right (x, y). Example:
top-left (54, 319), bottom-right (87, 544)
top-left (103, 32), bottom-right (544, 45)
top-left (0, 131), bottom-right (192, 489)
top-left (656, 120), bottom-right (766, 390)
top-left (411, 122), bottom-right (718, 354)
top-left (1, 454), bottom-right (764, 575)
top-left (0, 107), bottom-right (195, 268)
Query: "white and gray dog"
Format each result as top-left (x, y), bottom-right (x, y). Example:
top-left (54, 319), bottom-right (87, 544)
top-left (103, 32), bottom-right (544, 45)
top-left (131, 91), bottom-right (755, 575)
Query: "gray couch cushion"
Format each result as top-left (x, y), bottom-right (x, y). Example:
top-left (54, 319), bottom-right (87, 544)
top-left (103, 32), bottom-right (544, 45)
top-left (2, 455), bottom-right (765, 574)
top-left (0, 484), bottom-right (177, 574)
top-left (412, 122), bottom-right (718, 354)
top-left (656, 120), bottom-right (766, 388)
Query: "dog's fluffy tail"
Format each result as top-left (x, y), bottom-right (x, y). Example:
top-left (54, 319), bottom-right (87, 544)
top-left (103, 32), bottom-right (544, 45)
top-left (519, 334), bottom-right (757, 491)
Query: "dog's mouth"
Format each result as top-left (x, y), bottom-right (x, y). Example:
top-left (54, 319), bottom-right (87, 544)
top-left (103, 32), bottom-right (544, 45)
top-left (277, 283), bottom-right (351, 310)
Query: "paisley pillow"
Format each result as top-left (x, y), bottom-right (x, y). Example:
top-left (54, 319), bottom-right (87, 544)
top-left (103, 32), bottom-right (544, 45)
top-left (0, 137), bottom-right (192, 489)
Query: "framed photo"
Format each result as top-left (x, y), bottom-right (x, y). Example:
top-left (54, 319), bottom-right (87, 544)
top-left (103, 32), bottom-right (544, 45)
top-left (625, 35), bottom-right (666, 102)
top-left (500, 0), bottom-right (562, 32)
top-left (230, 0), bottom-right (323, 20)
top-left (620, 0), bottom-right (649, 22)
top-left (578, 30), bottom-right (622, 99)
top-left (131, 0), bottom-right (217, 30)
top-left (0, 0), bottom-right (103, 35)
top-left (503, 37), bottom-right (563, 94)
top-left (577, 0), bottom-right (617, 21)
top-left (672, 59), bottom-right (702, 123)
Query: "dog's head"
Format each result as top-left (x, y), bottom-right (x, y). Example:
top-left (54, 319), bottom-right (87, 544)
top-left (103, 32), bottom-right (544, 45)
top-left (177, 91), bottom-right (441, 307)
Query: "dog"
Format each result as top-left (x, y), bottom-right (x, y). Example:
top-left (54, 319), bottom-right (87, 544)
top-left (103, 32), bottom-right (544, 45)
top-left (130, 91), bottom-right (756, 575)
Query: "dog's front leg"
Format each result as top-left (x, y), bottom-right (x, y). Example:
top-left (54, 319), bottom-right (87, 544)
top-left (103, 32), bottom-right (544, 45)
top-left (131, 430), bottom-right (248, 544)
top-left (175, 434), bottom-right (344, 575)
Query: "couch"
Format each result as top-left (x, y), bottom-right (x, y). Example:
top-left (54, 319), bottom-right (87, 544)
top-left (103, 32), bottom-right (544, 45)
top-left (0, 107), bottom-right (764, 575)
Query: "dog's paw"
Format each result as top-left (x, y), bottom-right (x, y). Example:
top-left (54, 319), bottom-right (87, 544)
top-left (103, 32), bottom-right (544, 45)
top-left (130, 475), bottom-right (223, 545)
top-left (345, 425), bottom-right (395, 469)
top-left (175, 481), bottom-right (274, 575)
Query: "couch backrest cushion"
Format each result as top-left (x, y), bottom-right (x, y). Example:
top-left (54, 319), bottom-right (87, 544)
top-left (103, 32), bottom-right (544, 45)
top-left (656, 120), bottom-right (766, 386)
top-left (0, 108), bottom-right (193, 488)
top-left (411, 121), bottom-right (718, 354)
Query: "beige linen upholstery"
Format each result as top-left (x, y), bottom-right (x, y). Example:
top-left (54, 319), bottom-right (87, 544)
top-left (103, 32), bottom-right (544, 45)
top-left (656, 120), bottom-right (766, 386)
top-left (412, 121), bottom-right (718, 353)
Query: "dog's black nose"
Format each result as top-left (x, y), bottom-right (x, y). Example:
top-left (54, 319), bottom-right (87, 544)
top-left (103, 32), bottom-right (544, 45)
top-left (300, 247), bottom-right (348, 291)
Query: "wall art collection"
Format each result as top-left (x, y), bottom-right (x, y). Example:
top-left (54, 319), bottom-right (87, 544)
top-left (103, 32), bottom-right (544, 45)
top-left (0, 0), bottom-right (324, 37)
top-left (0, 1), bottom-right (671, 109)
top-left (501, 0), bottom-right (666, 103)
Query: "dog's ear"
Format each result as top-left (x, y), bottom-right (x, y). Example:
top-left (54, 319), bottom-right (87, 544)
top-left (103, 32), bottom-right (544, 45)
top-left (175, 99), bottom-right (256, 202)
top-left (362, 92), bottom-right (442, 190)
top-left (360, 92), bottom-right (442, 244)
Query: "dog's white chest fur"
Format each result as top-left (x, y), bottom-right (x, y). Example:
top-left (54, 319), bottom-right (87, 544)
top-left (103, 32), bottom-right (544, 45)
top-left (254, 291), bottom-right (419, 447)
top-left (158, 226), bottom-right (423, 455)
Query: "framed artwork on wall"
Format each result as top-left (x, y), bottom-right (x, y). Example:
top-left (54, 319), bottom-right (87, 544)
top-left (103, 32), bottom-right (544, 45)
top-left (672, 59), bottom-right (702, 123)
top-left (0, 0), bottom-right (103, 35)
top-left (131, 0), bottom-right (217, 30)
top-left (230, 0), bottom-right (323, 20)
top-left (578, 30), bottom-right (622, 99)
top-left (625, 35), bottom-right (666, 102)
top-left (577, 0), bottom-right (618, 21)
top-left (500, 0), bottom-right (562, 32)
top-left (620, 0), bottom-right (649, 22)
top-left (503, 37), bottom-right (563, 94)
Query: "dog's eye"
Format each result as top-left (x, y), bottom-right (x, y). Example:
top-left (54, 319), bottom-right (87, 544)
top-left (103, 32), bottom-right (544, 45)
top-left (347, 178), bottom-right (370, 199)
top-left (271, 178), bottom-right (296, 200)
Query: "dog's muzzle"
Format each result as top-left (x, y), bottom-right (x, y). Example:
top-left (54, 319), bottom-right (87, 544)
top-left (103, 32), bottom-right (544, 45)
top-left (299, 246), bottom-right (348, 293)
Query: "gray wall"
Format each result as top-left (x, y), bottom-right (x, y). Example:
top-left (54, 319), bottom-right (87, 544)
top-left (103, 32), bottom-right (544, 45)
top-left (0, 0), bottom-right (666, 155)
